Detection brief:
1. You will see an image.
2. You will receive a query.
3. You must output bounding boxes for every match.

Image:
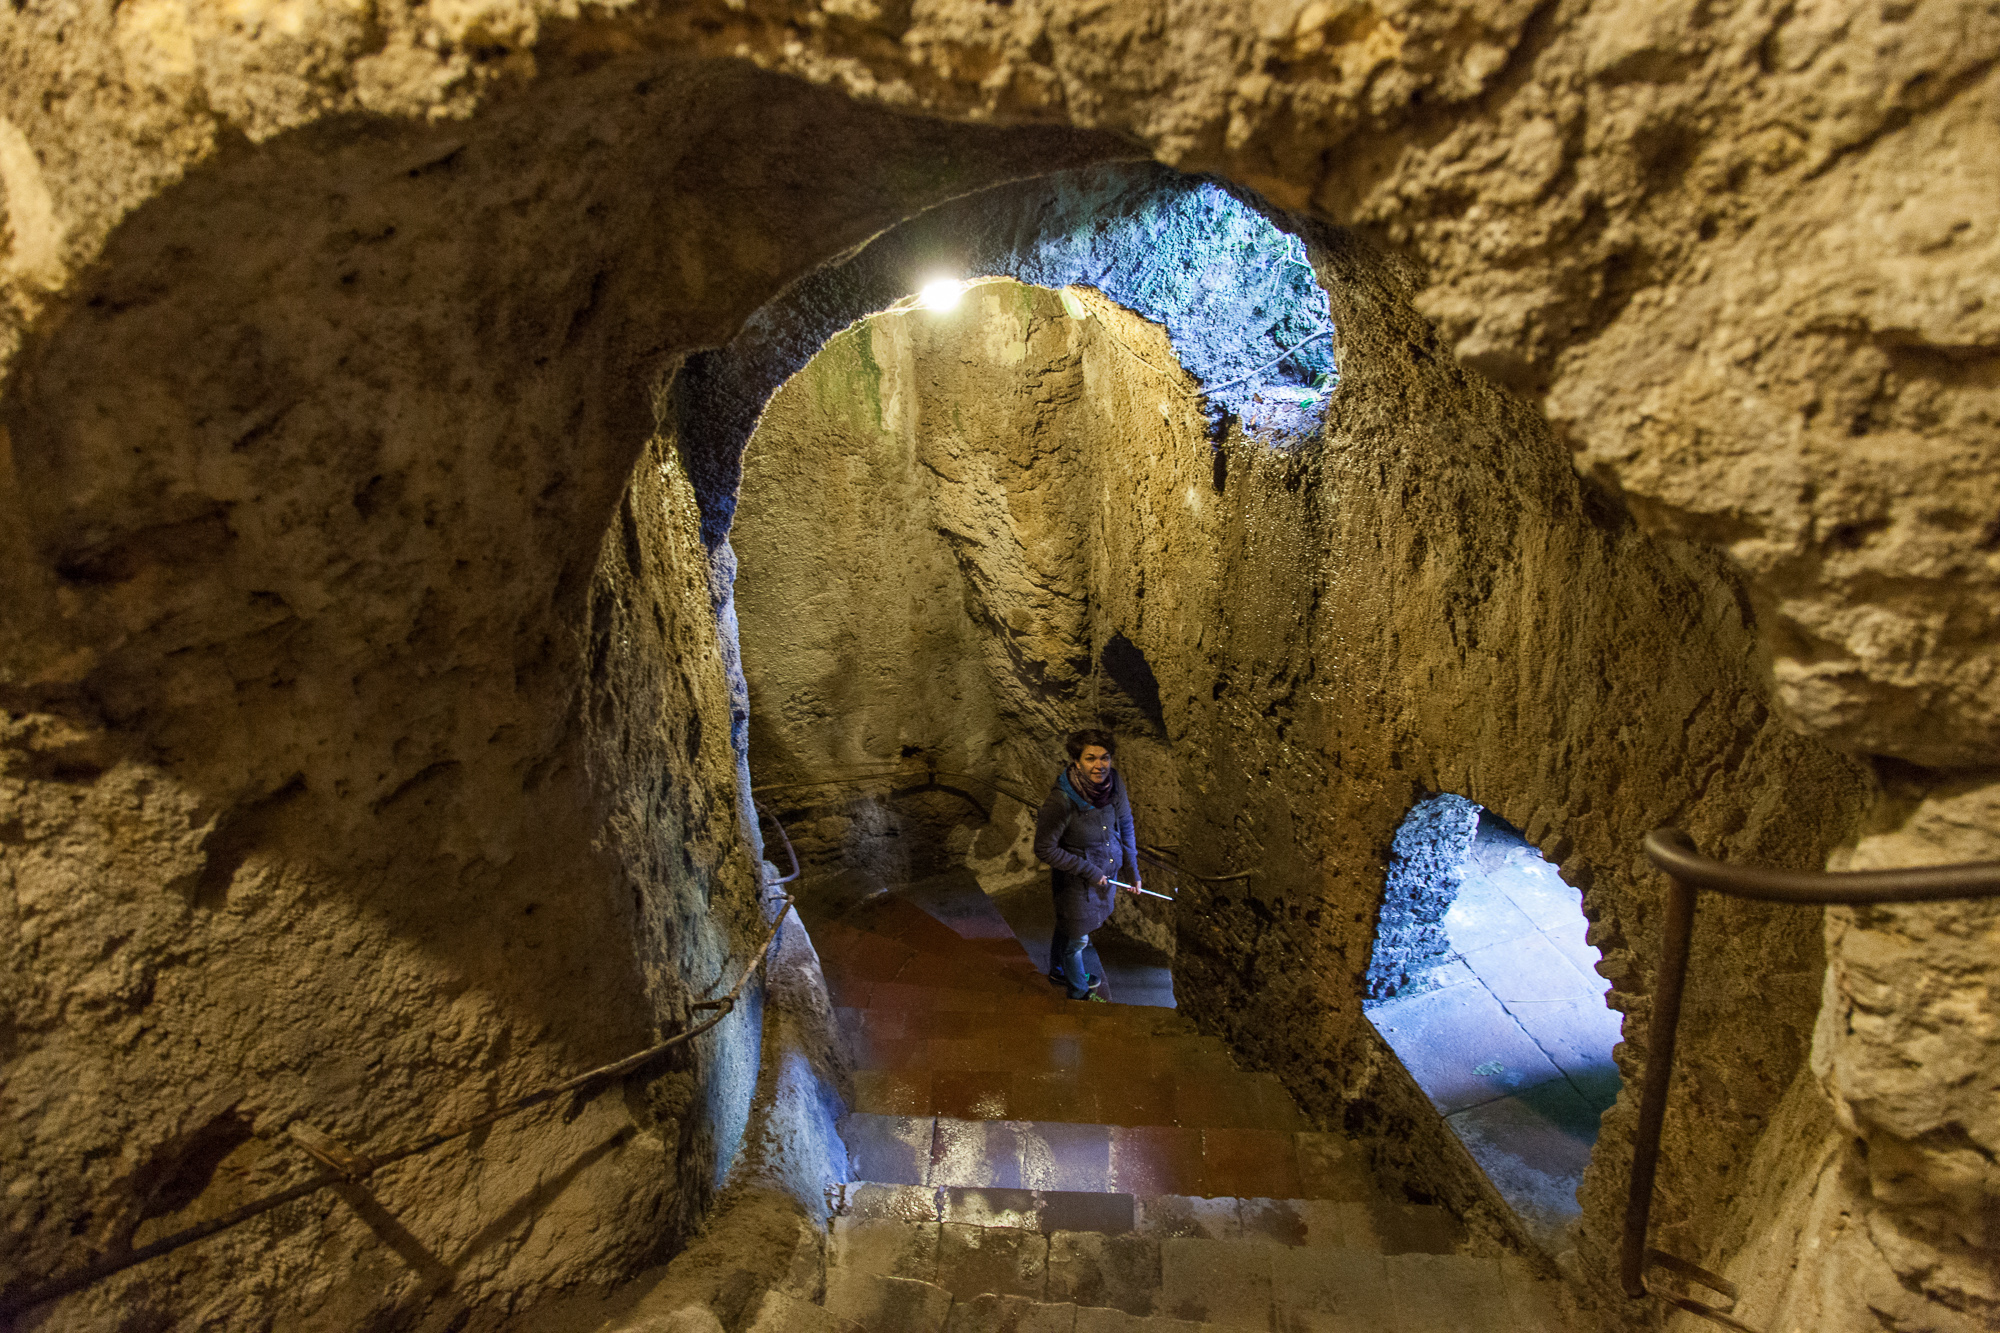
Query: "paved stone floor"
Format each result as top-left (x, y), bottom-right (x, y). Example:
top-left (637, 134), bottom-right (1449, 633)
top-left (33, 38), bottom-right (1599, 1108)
top-left (791, 868), bottom-right (1574, 1331)
top-left (1364, 815), bottom-right (1621, 1251)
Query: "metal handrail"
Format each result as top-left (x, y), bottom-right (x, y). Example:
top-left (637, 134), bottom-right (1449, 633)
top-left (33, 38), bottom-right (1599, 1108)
top-left (753, 797), bottom-right (802, 884)
top-left (1624, 828), bottom-right (2000, 1330)
top-left (1, 875), bottom-right (803, 1319)
top-left (750, 763), bottom-right (1255, 887)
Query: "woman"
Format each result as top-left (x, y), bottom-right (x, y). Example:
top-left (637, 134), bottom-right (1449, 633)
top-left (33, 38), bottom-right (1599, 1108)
top-left (1032, 729), bottom-right (1142, 1002)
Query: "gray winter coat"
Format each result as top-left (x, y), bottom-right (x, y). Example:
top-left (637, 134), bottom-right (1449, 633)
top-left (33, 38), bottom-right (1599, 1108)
top-left (1033, 768), bottom-right (1139, 935)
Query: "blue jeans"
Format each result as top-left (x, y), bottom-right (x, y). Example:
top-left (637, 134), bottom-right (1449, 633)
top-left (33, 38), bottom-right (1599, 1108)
top-left (1052, 929), bottom-right (1094, 999)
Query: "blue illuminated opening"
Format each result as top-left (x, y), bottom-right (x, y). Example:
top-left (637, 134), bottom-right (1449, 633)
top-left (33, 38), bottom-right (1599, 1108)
top-left (674, 162), bottom-right (1339, 548)
top-left (1364, 796), bottom-right (1621, 1250)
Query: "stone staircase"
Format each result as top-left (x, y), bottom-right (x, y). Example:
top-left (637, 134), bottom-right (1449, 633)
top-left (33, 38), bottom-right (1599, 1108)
top-left (771, 879), bottom-right (1572, 1332)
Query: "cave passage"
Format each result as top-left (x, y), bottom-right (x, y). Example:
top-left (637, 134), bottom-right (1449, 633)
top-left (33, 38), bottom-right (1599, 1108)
top-left (713, 159), bottom-right (1586, 1322)
top-left (11, 28), bottom-right (1976, 1332)
top-left (732, 269), bottom-right (1190, 1008)
top-left (1365, 799), bottom-right (1621, 1248)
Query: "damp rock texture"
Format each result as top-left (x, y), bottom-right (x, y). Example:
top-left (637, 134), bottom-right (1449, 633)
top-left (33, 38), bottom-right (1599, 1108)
top-left (680, 161), bottom-right (1341, 551)
top-left (1, 3), bottom-right (1995, 1332)
top-left (734, 280), bottom-right (1191, 893)
top-left (4, 0), bottom-right (1992, 772)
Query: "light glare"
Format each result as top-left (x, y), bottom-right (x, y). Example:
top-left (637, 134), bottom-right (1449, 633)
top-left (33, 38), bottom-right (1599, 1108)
top-left (918, 278), bottom-right (964, 311)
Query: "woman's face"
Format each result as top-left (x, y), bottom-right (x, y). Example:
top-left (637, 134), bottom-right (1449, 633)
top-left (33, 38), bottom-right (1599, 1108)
top-left (1076, 745), bottom-right (1114, 782)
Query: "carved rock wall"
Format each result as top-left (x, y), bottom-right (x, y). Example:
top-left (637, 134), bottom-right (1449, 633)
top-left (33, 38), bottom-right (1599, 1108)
top-left (2, 2), bottom-right (1994, 1328)
top-left (0, 58), bottom-right (1117, 1329)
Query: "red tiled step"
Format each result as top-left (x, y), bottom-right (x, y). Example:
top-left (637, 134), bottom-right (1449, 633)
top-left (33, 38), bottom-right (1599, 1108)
top-left (816, 922), bottom-right (1046, 998)
top-left (834, 895), bottom-right (1042, 972)
top-left (833, 1003), bottom-right (1302, 1130)
top-left (830, 980), bottom-right (1070, 1012)
top-left (846, 1060), bottom-right (1302, 1131)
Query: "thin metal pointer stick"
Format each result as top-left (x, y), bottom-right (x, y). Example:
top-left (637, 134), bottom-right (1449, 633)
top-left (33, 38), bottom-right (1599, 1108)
top-left (1108, 879), bottom-right (1174, 900)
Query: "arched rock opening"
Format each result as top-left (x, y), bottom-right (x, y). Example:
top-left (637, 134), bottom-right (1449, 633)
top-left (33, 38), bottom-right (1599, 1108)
top-left (0, 59), bottom-right (1136, 1330)
top-left (679, 155), bottom-right (1874, 1316)
top-left (4, 20), bottom-right (1980, 1332)
top-left (1365, 794), bottom-right (1622, 1250)
top-left (675, 161), bottom-right (1342, 552)
top-left (730, 275), bottom-right (1212, 963)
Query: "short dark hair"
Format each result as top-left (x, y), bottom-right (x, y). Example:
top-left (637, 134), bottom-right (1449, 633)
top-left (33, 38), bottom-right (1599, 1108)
top-left (1065, 729), bottom-right (1117, 760)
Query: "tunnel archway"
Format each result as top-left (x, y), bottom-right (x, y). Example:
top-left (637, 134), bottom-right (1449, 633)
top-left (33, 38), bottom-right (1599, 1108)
top-left (671, 161), bottom-right (1341, 551)
top-left (680, 158), bottom-right (1351, 982)
top-left (1364, 794), bottom-right (1621, 1250)
top-left (728, 274), bottom-right (1205, 1004)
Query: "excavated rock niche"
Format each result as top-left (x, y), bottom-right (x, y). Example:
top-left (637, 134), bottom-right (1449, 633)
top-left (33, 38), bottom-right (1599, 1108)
top-left (677, 162), bottom-right (1341, 550)
top-left (721, 165), bottom-right (1335, 902)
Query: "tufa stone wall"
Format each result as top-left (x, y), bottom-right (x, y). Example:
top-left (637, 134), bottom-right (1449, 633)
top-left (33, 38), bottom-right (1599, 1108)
top-left (2, 2), bottom-right (1994, 1328)
top-left (733, 281), bottom-right (1194, 912)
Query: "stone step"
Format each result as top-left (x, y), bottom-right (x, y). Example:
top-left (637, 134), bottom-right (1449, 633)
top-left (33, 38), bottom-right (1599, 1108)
top-left (957, 1293), bottom-right (1221, 1332)
top-left (842, 892), bottom-right (1042, 967)
top-left (809, 885), bottom-right (1570, 1329)
top-left (823, 1270), bottom-right (958, 1333)
top-left (821, 1203), bottom-right (1555, 1331)
top-left (819, 936), bottom-right (1049, 998)
top-left (833, 1005), bottom-right (1308, 1132)
top-left (837, 1114), bottom-right (1381, 1201)
top-left (744, 1286), bottom-right (867, 1333)
top-left (835, 1183), bottom-right (1467, 1253)
top-left (836, 1010), bottom-right (1211, 1063)
top-left (815, 907), bottom-right (1047, 988)
top-left (838, 1001), bottom-right (1194, 1043)
top-left (833, 978), bottom-right (1078, 1012)
top-left (846, 1063), bottom-right (1304, 1130)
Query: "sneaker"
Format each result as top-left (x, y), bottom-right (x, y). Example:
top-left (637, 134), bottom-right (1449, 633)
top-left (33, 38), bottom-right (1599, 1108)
top-left (1048, 971), bottom-right (1102, 989)
top-left (1080, 991), bottom-right (1109, 1004)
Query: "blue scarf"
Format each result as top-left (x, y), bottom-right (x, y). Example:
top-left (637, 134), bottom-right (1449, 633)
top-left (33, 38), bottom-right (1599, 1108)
top-left (1060, 766), bottom-right (1114, 811)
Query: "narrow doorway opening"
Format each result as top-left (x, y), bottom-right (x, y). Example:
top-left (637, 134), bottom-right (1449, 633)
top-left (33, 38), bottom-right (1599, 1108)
top-left (1363, 795), bottom-right (1620, 1248)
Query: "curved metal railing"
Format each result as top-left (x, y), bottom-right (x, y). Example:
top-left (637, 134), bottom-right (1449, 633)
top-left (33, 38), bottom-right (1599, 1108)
top-left (747, 762), bottom-right (1256, 890)
top-left (1623, 828), bottom-right (2000, 1331)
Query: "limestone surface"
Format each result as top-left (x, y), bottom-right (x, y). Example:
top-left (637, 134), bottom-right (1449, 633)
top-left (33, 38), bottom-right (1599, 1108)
top-left (1, 4), bottom-right (1993, 1331)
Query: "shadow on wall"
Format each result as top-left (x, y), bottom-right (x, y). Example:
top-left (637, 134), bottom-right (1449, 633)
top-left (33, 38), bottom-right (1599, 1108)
top-left (1365, 796), bottom-right (1621, 1253)
top-left (0, 58), bottom-right (1143, 1327)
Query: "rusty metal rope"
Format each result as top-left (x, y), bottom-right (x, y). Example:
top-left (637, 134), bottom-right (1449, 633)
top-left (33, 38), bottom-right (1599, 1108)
top-left (1623, 828), bottom-right (2000, 1332)
top-left (748, 763), bottom-right (1255, 887)
top-left (1, 885), bottom-right (800, 1318)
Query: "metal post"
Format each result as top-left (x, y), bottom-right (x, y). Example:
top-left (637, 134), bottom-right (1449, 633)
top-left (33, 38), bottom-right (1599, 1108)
top-left (1621, 870), bottom-right (1696, 1299)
